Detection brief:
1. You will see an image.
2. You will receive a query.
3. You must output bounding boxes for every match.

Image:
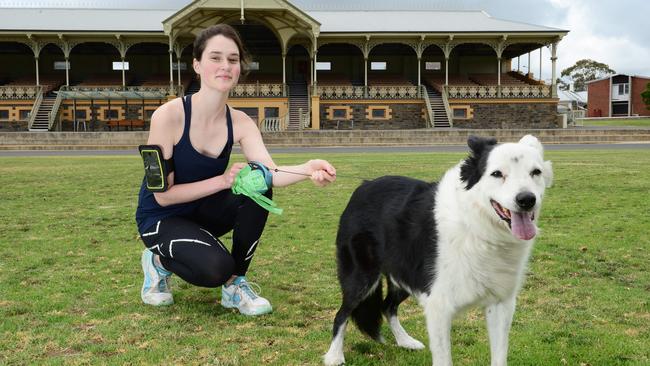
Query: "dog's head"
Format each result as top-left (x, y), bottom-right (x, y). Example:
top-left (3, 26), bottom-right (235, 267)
top-left (460, 135), bottom-right (553, 241)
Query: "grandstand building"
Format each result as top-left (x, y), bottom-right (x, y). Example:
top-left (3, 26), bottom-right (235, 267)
top-left (0, 0), bottom-right (568, 132)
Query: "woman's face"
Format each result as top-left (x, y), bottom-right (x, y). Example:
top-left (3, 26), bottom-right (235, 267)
top-left (194, 34), bottom-right (241, 92)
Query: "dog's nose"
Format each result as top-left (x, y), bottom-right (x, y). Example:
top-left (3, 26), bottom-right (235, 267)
top-left (516, 192), bottom-right (536, 210)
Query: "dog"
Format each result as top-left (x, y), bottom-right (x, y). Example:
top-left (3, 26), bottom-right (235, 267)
top-left (323, 135), bottom-right (553, 366)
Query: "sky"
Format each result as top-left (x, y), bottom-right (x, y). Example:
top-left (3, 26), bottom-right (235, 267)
top-left (292, 0), bottom-right (650, 83)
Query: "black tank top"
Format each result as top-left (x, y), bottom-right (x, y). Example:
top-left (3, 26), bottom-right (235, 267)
top-left (135, 95), bottom-right (234, 234)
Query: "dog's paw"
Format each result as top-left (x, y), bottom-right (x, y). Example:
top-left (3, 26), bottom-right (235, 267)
top-left (323, 351), bottom-right (345, 366)
top-left (396, 336), bottom-right (425, 350)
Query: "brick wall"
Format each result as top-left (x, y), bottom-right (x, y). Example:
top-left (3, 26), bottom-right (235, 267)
top-left (452, 102), bottom-right (560, 128)
top-left (587, 78), bottom-right (610, 117)
top-left (631, 77), bottom-right (650, 116)
top-left (320, 102), bottom-right (426, 129)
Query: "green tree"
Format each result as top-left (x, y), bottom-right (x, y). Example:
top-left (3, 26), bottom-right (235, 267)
top-left (642, 82), bottom-right (650, 110)
top-left (559, 59), bottom-right (615, 92)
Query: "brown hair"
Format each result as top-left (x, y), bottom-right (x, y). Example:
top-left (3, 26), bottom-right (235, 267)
top-left (193, 24), bottom-right (250, 75)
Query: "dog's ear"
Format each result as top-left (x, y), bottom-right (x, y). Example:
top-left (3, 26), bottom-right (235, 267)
top-left (467, 136), bottom-right (497, 156)
top-left (543, 160), bottom-right (554, 188)
top-left (519, 134), bottom-right (544, 158)
top-left (461, 136), bottom-right (498, 190)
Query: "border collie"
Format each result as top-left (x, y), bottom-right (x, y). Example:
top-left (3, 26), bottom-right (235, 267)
top-left (324, 135), bottom-right (553, 366)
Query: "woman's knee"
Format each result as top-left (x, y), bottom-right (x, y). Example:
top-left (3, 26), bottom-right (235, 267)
top-left (197, 254), bottom-right (235, 288)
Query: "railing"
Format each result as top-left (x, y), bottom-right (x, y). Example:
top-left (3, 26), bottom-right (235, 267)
top-left (440, 88), bottom-right (453, 128)
top-left (568, 109), bottom-right (587, 126)
top-left (298, 108), bottom-right (310, 130)
top-left (259, 116), bottom-right (287, 132)
top-left (27, 86), bottom-right (44, 130)
top-left (48, 90), bottom-right (65, 130)
top-left (420, 85), bottom-right (434, 128)
top-left (315, 85), bottom-right (420, 99)
top-left (231, 82), bottom-right (285, 97)
top-left (1, 85), bottom-right (41, 100)
top-left (445, 84), bottom-right (552, 99)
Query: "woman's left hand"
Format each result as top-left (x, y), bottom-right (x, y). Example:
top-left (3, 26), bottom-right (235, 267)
top-left (307, 159), bottom-right (336, 187)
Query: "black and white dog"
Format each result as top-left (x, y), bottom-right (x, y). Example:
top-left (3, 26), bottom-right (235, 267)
top-left (324, 135), bottom-right (553, 366)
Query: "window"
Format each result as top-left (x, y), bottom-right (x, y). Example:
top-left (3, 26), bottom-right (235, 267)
top-left (75, 110), bottom-right (87, 120)
top-left (371, 109), bottom-right (386, 118)
top-left (249, 62), bottom-right (260, 71)
top-left (316, 62), bottom-right (331, 71)
top-left (54, 61), bottom-right (70, 70)
top-left (264, 107), bottom-right (279, 118)
top-left (425, 62), bottom-right (441, 70)
top-left (617, 84), bottom-right (630, 95)
top-left (112, 61), bottom-right (129, 71)
top-left (453, 108), bottom-right (468, 119)
top-left (371, 62), bottom-right (387, 71)
top-left (0, 110), bottom-right (9, 120)
top-left (172, 62), bottom-right (187, 71)
top-left (239, 108), bottom-right (259, 123)
top-left (19, 110), bottom-right (30, 120)
top-left (333, 109), bottom-right (347, 118)
top-left (104, 109), bottom-right (119, 119)
top-left (145, 109), bottom-right (155, 120)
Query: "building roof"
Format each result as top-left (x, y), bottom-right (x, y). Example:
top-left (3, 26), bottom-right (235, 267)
top-left (308, 10), bottom-right (565, 33)
top-left (586, 73), bottom-right (650, 84)
top-left (0, 1), bottom-right (566, 34)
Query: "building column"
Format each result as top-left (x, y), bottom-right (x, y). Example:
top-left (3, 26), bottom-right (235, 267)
top-left (417, 56), bottom-right (421, 87)
top-left (527, 52), bottom-right (531, 77)
top-left (168, 43), bottom-right (174, 95)
top-left (445, 57), bottom-right (449, 86)
top-left (539, 47), bottom-right (543, 82)
top-left (121, 56), bottom-right (126, 89)
top-left (497, 57), bottom-right (502, 97)
top-left (65, 57), bottom-right (70, 86)
top-left (551, 42), bottom-right (558, 98)
top-left (176, 52), bottom-right (182, 93)
top-left (282, 53), bottom-right (286, 85)
top-left (517, 55), bottom-right (520, 73)
top-left (35, 57), bottom-right (40, 86)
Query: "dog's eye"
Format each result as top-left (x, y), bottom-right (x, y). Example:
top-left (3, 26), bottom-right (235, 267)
top-left (490, 170), bottom-right (503, 178)
top-left (531, 168), bottom-right (542, 176)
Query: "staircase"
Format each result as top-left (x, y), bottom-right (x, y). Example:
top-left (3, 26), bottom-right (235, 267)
top-left (185, 79), bottom-right (200, 95)
top-left (425, 86), bottom-right (451, 128)
top-left (30, 95), bottom-right (56, 131)
top-left (288, 82), bottom-right (309, 130)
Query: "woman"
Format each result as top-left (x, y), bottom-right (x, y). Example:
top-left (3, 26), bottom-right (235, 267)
top-left (135, 24), bottom-right (336, 316)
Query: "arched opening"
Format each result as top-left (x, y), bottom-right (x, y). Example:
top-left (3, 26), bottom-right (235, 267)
top-left (316, 43), bottom-right (364, 86)
top-left (368, 43), bottom-right (418, 86)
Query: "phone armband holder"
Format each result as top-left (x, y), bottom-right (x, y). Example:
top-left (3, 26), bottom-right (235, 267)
top-left (139, 145), bottom-right (174, 192)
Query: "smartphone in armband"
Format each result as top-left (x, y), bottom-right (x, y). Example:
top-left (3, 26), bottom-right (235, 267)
top-left (138, 145), bottom-right (174, 192)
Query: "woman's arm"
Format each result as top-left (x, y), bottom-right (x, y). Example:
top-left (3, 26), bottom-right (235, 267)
top-left (147, 101), bottom-right (246, 207)
top-left (236, 111), bottom-right (336, 188)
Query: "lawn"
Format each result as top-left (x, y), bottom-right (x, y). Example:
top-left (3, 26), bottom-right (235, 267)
top-left (578, 117), bottom-right (650, 127)
top-left (1, 149), bottom-right (649, 365)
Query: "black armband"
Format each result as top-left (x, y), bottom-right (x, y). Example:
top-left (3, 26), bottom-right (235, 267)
top-left (139, 145), bottom-right (175, 192)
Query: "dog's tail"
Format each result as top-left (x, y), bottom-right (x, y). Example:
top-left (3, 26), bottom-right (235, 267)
top-left (351, 279), bottom-right (383, 341)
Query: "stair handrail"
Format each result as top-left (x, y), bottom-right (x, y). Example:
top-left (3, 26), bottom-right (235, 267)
top-left (421, 85), bottom-right (435, 128)
top-left (441, 85), bottom-right (454, 128)
top-left (48, 87), bottom-right (65, 130)
top-left (27, 85), bottom-right (44, 130)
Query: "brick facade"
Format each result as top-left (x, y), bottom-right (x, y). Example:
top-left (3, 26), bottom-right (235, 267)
top-left (631, 77), bottom-right (650, 116)
top-left (320, 102), bottom-right (427, 130)
top-left (587, 78), bottom-right (610, 117)
top-left (452, 102), bottom-right (560, 128)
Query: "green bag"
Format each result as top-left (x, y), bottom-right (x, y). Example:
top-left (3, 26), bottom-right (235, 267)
top-left (231, 163), bottom-right (283, 215)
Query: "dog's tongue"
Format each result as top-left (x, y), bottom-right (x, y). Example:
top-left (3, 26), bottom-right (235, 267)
top-left (511, 211), bottom-right (536, 240)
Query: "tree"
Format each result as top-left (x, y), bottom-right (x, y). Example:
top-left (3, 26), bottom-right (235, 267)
top-left (642, 82), bottom-right (650, 110)
top-left (559, 59), bottom-right (615, 92)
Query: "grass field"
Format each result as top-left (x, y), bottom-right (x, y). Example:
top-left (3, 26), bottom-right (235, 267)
top-left (578, 118), bottom-right (650, 127)
top-left (1, 149), bottom-right (649, 365)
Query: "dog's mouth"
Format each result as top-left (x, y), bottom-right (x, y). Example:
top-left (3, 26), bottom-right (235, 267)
top-left (490, 199), bottom-right (536, 240)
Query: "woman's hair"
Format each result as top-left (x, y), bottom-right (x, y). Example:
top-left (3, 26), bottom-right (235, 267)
top-left (193, 24), bottom-right (250, 75)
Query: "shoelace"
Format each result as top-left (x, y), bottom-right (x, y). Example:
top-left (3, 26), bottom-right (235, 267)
top-left (237, 281), bottom-right (262, 300)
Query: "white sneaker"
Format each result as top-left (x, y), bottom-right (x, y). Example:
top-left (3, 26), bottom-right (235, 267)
top-left (141, 249), bottom-right (174, 306)
top-left (221, 276), bottom-right (272, 316)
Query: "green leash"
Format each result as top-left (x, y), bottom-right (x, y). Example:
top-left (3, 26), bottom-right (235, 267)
top-left (231, 162), bottom-right (283, 215)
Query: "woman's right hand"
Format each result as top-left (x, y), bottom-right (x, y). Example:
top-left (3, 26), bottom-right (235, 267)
top-left (220, 162), bottom-right (247, 189)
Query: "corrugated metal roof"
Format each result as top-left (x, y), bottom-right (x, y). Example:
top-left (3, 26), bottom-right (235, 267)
top-left (308, 10), bottom-right (564, 33)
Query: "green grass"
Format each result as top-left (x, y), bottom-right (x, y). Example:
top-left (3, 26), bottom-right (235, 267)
top-left (579, 117), bottom-right (650, 127)
top-left (1, 150), bottom-right (649, 365)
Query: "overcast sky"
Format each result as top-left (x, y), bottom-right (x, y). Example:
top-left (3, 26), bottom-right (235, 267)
top-left (293, 0), bottom-right (650, 82)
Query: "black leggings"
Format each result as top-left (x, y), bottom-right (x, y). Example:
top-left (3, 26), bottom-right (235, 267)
top-left (140, 189), bottom-right (271, 288)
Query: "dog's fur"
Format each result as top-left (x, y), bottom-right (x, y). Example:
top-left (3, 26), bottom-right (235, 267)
top-left (323, 135), bottom-right (553, 366)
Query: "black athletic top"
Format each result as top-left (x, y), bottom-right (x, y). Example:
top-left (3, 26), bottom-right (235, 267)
top-left (135, 95), bottom-right (234, 234)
